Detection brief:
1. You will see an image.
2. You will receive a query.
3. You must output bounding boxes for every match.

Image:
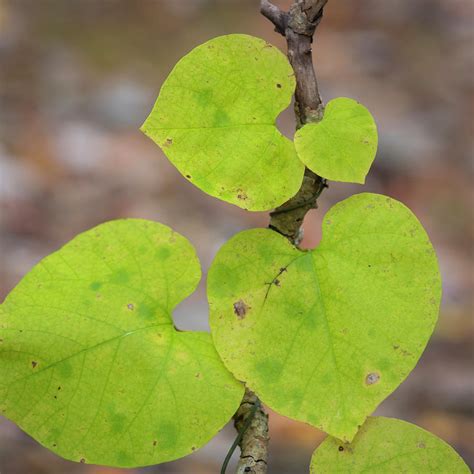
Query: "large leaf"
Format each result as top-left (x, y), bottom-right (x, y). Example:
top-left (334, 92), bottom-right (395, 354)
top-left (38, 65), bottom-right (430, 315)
top-left (141, 34), bottom-right (304, 211)
top-left (294, 97), bottom-right (378, 184)
top-left (310, 417), bottom-right (470, 473)
top-left (208, 193), bottom-right (441, 440)
top-left (0, 219), bottom-right (244, 467)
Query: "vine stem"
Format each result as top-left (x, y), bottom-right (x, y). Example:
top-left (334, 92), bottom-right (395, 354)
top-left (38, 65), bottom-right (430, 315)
top-left (229, 2), bottom-right (330, 473)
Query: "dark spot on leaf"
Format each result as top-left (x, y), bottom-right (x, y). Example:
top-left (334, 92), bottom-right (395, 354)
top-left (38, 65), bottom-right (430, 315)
top-left (233, 300), bottom-right (250, 319)
top-left (244, 468), bottom-right (251, 472)
top-left (274, 279), bottom-right (280, 287)
top-left (191, 446), bottom-right (196, 451)
top-left (365, 372), bottom-right (380, 385)
top-left (186, 174), bottom-right (192, 179)
top-left (138, 303), bottom-right (155, 320)
top-left (214, 109), bottom-right (230, 126)
top-left (255, 358), bottom-right (283, 380)
top-left (418, 442), bottom-right (426, 448)
top-left (195, 372), bottom-right (202, 379)
top-left (153, 440), bottom-right (157, 446)
top-left (31, 361), bottom-right (37, 368)
top-left (58, 361), bottom-right (73, 378)
top-left (57, 386), bottom-right (61, 390)
top-left (89, 281), bottom-right (102, 291)
top-left (156, 246), bottom-right (170, 260)
top-left (127, 303), bottom-right (134, 311)
top-left (276, 83), bottom-right (282, 88)
top-left (80, 458), bottom-right (86, 464)
top-left (110, 411), bottom-right (126, 433)
top-left (393, 345), bottom-right (400, 350)
top-left (52, 443), bottom-right (57, 447)
top-left (163, 138), bottom-right (173, 147)
top-left (237, 190), bottom-right (248, 200)
top-left (338, 446), bottom-right (344, 452)
top-left (279, 267), bottom-right (287, 273)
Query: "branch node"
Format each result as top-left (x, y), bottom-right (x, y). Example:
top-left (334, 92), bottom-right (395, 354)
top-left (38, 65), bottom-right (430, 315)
top-left (260, 0), bottom-right (288, 36)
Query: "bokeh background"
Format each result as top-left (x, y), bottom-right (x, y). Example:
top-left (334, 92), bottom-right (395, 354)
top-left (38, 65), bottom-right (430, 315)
top-left (0, 0), bottom-right (473, 472)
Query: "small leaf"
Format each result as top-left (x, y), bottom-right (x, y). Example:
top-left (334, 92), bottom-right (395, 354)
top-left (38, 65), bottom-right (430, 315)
top-left (208, 193), bottom-right (441, 440)
top-left (294, 97), bottom-right (378, 183)
top-left (0, 219), bottom-right (243, 467)
top-left (141, 34), bottom-right (304, 211)
top-left (310, 417), bottom-right (470, 473)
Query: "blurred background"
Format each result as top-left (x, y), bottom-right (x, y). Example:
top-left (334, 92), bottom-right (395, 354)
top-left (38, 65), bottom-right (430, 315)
top-left (0, 0), bottom-right (472, 472)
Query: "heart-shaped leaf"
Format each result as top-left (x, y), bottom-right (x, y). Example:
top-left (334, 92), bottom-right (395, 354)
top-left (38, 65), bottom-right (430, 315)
top-left (208, 193), bottom-right (441, 440)
top-left (141, 34), bottom-right (304, 211)
top-left (310, 417), bottom-right (470, 473)
top-left (0, 219), bottom-right (244, 467)
top-left (294, 97), bottom-right (378, 184)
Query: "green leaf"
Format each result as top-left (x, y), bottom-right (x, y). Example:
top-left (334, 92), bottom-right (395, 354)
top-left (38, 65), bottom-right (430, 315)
top-left (294, 97), bottom-right (378, 184)
top-left (208, 193), bottom-right (441, 441)
top-left (310, 417), bottom-right (470, 473)
top-left (0, 219), bottom-right (244, 467)
top-left (141, 34), bottom-right (304, 211)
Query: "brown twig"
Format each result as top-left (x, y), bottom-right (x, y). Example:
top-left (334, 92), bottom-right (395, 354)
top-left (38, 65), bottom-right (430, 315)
top-left (231, 2), bottom-right (330, 473)
top-left (231, 390), bottom-right (269, 474)
top-left (267, 0), bottom-right (329, 243)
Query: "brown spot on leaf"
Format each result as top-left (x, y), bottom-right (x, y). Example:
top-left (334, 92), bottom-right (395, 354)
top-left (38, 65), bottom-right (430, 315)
top-left (195, 372), bottom-right (202, 379)
top-left (153, 440), bottom-right (157, 446)
top-left (80, 458), bottom-right (86, 464)
top-left (186, 175), bottom-right (192, 179)
top-left (338, 446), bottom-right (344, 452)
top-left (237, 190), bottom-right (248, 200)
top-left (164, 138), bottom-right (173, 147)
top-left (31, 361), bottom-right (37, 368)
top-left (365, 372), bottom-right (380, 385)
top-left (418, 442), bottom-right (426, 449)
top-left (276, 83), bottom-right (282, 88)
top-left (274, 279), bottom-right (281, 287)
top-left (127, 303), bottom-right (134, 310)
top-left (233, 300), bottom-right (250, 319)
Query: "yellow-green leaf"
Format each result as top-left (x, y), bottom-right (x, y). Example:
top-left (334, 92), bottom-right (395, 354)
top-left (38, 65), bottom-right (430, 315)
top-left (0, 219), bottom-right (244, 467)
top-left (310, 417), bottom-right (470, 473)
top-left (207, 193), bottom-right (441, 440)
top-left (295, 97), bottom-right (378, 184)
top-left (141, 34), bottom-right (304, 211)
